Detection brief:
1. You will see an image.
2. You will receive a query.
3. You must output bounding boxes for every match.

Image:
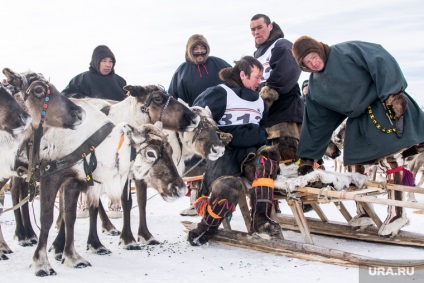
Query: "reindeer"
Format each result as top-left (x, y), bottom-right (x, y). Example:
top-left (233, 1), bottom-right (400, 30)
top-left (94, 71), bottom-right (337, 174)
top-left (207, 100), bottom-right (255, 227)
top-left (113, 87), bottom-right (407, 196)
top-left (85, 96), bottom-right (225, 245)
top-left (0, 83), bottom-right (32, 260)
top-left (5, 69), bottom-right (193, 276)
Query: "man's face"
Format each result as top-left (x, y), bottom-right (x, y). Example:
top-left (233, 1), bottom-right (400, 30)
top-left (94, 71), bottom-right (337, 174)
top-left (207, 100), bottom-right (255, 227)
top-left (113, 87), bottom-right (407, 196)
top-left (303, 52), bottom-right (325, 72)
top-left (250, 18), bottom-right (272, 45)
top-left (192, 44), bottom-right (207, 63)
top-left (240, 66), bottom-right (263, 91)
top-left (99, 57), bottom-right (114, 75)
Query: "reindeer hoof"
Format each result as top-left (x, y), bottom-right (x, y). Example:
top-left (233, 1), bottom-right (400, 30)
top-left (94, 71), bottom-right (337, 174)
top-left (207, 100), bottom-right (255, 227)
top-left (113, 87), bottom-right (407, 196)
top-left (102, 227), bottom-right (121, 236)
top-left (1, 254), bottom-right (9, 260)
top-left (96, 247), bottom-right (111, 255)
top-left (35, 268), bottom-right (57, 277)
top-left (75, 261), bottom-right (91, 268)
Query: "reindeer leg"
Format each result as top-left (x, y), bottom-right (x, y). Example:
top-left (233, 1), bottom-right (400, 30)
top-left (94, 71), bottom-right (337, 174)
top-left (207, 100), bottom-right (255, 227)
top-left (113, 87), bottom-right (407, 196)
top-left (0, 185), bottom-right (13, 260)
top-left (49, 213), bottom-right (66, 261)
top-left (15, 177), bottom-right (38, 245)
top-left (99, 199), bottom-right (120, 236)
top-left (61, 178), bottom-right (91, 268)
top-left (0, 223), bottom-right (12, 260)
top-left (378, 159), bottom-right (409, 237)
top-left (119, 179), bottom-right (140, 249)
top-left (87, 203), bottom-right (111, 255)
top-left (137, 179), bottom-right (160, 245)
top-left (32, 175), bottom-right (60, 277)
top-left (10, 177), bottom-right (30, 246)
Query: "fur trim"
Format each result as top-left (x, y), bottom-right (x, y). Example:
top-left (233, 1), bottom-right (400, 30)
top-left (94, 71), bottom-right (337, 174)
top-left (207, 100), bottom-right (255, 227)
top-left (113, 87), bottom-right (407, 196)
top-left (259, 86), bottom-right (279, 108)
top-left (378, 216), bottom-right (409, 237)
top-left (185, 34), bottom-right (210, 64)
top-left (348, 216), bottom-right (375, 229)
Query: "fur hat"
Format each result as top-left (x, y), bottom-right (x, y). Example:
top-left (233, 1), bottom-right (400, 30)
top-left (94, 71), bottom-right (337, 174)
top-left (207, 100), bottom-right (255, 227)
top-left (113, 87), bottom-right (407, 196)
top-left (292, 36), bottom-right (330, 72)
top-left (89, 45), bottom-right (116, 74)
top-left (185, 34), bottom-right (210, 64)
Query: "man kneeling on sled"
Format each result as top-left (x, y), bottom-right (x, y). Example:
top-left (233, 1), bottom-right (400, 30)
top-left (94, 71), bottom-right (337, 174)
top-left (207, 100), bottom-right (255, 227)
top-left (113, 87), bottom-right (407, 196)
top-left (187, 56), bottom-right (283, 245)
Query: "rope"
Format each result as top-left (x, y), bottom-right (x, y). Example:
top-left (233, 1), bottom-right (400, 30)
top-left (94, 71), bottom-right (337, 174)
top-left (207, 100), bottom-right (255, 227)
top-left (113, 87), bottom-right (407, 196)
top-left (317, 186), bottom-right (334, 203)
top-left (2, 195), bottom-right (30, 213)
top-left (181, 157), bottom-right (205, 177)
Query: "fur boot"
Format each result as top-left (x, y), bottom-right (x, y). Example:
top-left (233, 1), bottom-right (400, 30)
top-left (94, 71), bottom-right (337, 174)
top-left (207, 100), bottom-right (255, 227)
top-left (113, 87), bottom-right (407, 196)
top-left (188, 176), bottom-right (243, 246)
top-left (348, 202), bottom-right (375, 230)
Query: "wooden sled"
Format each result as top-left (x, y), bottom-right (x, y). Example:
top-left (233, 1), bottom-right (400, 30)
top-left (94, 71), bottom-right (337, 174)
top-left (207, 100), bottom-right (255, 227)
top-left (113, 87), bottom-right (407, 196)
top-left (183, 175), bottom-right (424, 248)
top-left (272, 180), bottom-right (424, 247)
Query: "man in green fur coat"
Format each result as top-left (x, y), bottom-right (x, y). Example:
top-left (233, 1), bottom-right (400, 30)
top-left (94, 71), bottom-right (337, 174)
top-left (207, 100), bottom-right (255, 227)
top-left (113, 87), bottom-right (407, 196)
top-left (292, 36), bottom-right (424, 168)
top-left (292, 36), bottom-right (424, 237)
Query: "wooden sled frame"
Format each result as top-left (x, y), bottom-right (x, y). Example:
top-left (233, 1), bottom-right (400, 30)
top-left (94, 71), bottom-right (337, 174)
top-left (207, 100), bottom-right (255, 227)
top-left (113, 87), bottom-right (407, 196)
top-left (183, 176), bottom-right (424, 247)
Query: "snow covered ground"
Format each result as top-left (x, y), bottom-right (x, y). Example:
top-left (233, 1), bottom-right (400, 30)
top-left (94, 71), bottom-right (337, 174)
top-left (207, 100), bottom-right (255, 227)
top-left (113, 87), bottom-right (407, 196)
top-left (1, 159), bottom-right (424, 282)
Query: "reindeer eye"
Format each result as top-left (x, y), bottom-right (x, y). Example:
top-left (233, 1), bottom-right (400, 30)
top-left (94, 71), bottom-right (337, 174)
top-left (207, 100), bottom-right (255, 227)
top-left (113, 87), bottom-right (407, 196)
top-left (33, 86), bottom-right (45, 97)
top-left (153, 94), bottom-right (163, 103)
top-left (146, 150), bottom-right (156, 159)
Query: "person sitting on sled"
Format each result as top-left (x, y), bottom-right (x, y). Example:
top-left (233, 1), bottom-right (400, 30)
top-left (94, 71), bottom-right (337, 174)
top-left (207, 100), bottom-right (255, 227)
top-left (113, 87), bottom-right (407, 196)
top-left (292, 35), bottom-right (424, 237)
top-left (187, 56), bottom-right (283, 245)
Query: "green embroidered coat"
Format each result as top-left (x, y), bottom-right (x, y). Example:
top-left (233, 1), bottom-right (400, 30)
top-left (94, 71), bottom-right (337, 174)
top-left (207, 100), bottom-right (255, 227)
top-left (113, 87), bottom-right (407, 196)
top-left (297, 41), bottom-right (424, 165)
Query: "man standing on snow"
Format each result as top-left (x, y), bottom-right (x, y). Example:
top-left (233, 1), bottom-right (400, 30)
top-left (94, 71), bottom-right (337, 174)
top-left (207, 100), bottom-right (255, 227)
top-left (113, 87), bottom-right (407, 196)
top-left (250, 14), bottom-right (304, 163)
top-left (168, 34), bottom-right (231, 216)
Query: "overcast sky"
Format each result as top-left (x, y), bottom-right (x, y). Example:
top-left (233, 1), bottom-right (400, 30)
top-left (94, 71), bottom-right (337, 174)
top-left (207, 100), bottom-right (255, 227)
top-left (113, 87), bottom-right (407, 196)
top-left (3, 0), bottom-right (424, 106)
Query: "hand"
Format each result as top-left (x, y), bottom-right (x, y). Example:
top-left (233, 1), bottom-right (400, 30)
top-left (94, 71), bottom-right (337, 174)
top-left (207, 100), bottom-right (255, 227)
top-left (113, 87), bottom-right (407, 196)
top-left (219, 132), bottom-right (232, 145)
top-left (385, 92), bottom-right (407, 138)
top-left (259, 86), bottom-right (279, 108)
top-left (385, 91), bottom-right (407, 119)
top-left (297, 158), bottom-right (315, 176)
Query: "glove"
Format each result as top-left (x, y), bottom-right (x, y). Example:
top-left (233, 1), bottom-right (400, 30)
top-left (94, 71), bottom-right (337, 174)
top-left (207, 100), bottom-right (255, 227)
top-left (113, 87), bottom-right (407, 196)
top-left (385, 91), bottom-right (407, 118)
top-left (218, 132), bottom-right (232, 145)
top-left (259, 86), bottom-right (279, 108)
top-left (385, 92), bottom-right (407, 138)
top-left (297, 158), bottom-right (315, 176)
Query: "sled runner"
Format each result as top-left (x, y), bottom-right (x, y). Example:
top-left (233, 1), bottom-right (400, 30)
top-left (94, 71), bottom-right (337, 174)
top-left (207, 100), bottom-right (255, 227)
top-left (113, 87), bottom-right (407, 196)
top-left (182, 169), bottom-right (424, 265)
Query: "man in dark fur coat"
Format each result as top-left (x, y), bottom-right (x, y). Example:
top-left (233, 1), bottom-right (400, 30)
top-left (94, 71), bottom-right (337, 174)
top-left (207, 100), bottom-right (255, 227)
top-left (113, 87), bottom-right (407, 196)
top-left (62, 45), bottom-right (127, 218)
top-left (168, 35), bottom-right (231, 216)
top-left (250, 14), bottom-right (304, 163)
top-left (193, 56), bottom-right (269, 196)
top-left (62, 45), bottom-right (127, 101)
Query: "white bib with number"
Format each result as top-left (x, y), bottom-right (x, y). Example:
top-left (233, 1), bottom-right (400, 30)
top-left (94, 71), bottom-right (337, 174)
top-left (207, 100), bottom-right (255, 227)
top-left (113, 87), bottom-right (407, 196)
top-left (217, 84), bottom-right (264, 127)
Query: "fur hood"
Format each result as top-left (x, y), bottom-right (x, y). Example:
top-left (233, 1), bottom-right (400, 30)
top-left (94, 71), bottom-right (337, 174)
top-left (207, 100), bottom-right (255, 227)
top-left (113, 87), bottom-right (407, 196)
top-left (292, 36), bottom-right (331, 72)
top-left (218, 67), bottom-right (243, 88)
top-left (89, 45), bottom-right (116, 74)
top-left (255, 22), bottom-right (285, 48)
top-left (185, 34), bottom-right (210, 64)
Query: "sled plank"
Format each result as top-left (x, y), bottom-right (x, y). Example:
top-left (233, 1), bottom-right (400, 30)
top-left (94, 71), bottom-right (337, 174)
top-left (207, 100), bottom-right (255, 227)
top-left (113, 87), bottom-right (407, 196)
top-left (296, 187), bottom-right (424, 209)
top-left (276, 213), bottom-right (424, 247)
top-left (181, 220), bottom-right (424, 269)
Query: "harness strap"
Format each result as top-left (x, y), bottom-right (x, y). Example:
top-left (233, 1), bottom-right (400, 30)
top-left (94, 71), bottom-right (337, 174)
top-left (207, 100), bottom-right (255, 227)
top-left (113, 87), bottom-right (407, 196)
top-left (252, 178), bottom-right (274, 189)
top-left (39, 122), bottom-right (114, 177)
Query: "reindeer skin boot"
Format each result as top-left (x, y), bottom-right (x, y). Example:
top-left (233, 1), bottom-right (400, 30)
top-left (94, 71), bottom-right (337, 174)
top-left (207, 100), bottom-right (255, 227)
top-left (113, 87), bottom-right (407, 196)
top-left (188, 176), bottom-right (243, 246)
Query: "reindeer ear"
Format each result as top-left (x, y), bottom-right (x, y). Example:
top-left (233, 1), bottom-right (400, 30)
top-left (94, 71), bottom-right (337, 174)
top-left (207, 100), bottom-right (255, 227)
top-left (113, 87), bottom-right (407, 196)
top-left (2, 68), bottom-right (23, 89)
top-left (154, 121), bottom-right (163, 130)
top-left (204, 106), bottom-right (212, 116)
top-left (123, 85), bottom-right (137, 96)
